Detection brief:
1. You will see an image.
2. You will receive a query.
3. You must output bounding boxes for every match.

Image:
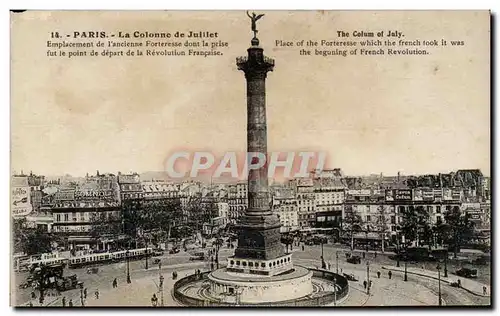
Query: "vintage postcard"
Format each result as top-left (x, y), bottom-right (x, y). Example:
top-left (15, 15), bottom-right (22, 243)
top-left (10, 10), bottom-right (490, 307)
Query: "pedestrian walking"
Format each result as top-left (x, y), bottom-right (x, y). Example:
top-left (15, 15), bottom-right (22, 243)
top-left (370, 280), bottom-right (373, 288)
top-left (363, 280), bottom-right (367, 289)
top-left (113, 278), bottom-right (117, 288)
top-left (388, 271), bottom-right (392, 279)
top-left (62, 297), bottom-right (66, 307)
top-left (159, 275), bottom-right (164, 288)
top-left (377, 271), bottom-right (381, 278)
top-left (362, 252), bottom-right (366, 259)
top-left (95, 289), bottom-right (99, 300)
top-left (211, 262), bottom-right (214, 270)
top-left (151, 294), bottom-right (158, 307)
top-left (302, 245), bottom-right (305, 251)
top-left (483, 286), bottom-right (487, 295)
top-left (68, 299), bottom-right (73, 307)
top-left (84, 288), bottom-right (87, 299)
top-left (374, 251), bottom-right (377, 258)
top-left (31, 291), bottom-right (36, 299)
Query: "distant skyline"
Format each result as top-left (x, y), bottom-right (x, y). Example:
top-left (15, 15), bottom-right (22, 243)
top-left (11, 168), bottom-right (490, 180)
top-left (11, 11), bottom-right (490, 178)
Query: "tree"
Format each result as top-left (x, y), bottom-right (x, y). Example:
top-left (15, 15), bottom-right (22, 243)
top-left (400, 205), bottom-right (428, 247)
top-left (444, 205), bottom-right (475, 258)
top-left (13, 219), bottom-right (53, 255)
top-left (89, 212), bottom-right (123, 250)
top-left (433, 222), bottom-right (449, 247)
top-left (213, 236), bottom-right (224, 269)
top-left (137, 198), bottom-right (183, 248)
top-left (343, 205), bottom-right (362, 251)
top-left (184, 195), bottom-right (218, 245)
top-left (281, 234), bottom-right (294, 254)
top-left (420, 223), bottom-right (435, 251)
top-left (375, 205), bottom-right (390, 253)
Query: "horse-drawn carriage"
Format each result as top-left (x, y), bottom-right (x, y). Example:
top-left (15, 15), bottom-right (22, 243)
top-left (343, 273), bottom-right (358, 281)
top-left (87, 267), bottom-right (99, 274)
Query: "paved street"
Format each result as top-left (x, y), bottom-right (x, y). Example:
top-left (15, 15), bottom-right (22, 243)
top-left (12, 247), bottom-right (233, 306)
top-left (14, 244), bottom-right (490, 307)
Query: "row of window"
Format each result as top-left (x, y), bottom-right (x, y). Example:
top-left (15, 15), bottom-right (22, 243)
top-left (53, 225), bottom-right (91, 232)
top-left (229, 257), bottom-right (291, 268)
top-left (54, 211), bottom-right (120, 223)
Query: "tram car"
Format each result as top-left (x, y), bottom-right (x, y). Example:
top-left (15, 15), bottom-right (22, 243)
top-left (28, 257), bottom-right (68, 271)
top-left (68, 248), bottom-right (153, 269)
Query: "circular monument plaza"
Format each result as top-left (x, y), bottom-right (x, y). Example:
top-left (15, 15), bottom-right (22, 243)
top-left (173, 264), bottom-right (348, 306)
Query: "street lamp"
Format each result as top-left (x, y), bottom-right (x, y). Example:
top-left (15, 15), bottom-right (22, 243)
top-left (321, 239), bottom-right (326, 269)
top-left (444, 251), bottom-right (448, 277)
top-left (402, 235), bottom-right (407, 281)
top-left (159, 262), bottom-right (164, 307)
top-left (145, 238), bottom-right (149, 270)
top-left (80, 287), bottom-right (85, 307)
top-left (336, 251), bottom-right (339, 274)
top-left (321, 239), bottom-right (324, 258)
top-left (126, 249), bottom-right (131, 284)
top-left (366, 260), bottom-right (370, 295)
top-left (437, 264), bottom-right (442, 306)
top-left (333, 277), bottom-right (337, 306)
top-left (396, 231), bottom-right (400, 268)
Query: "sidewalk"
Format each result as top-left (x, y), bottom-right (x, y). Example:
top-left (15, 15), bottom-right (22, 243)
top-left (382, 266), bottom-right (490, 297)
top-left (19, 260), bottom-right (228, 307)
top-left (84, 272), bottom-right (186, 307)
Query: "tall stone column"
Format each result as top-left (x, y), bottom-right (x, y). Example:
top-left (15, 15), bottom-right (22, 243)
top-left (234, 37), bottom-right (285, 261)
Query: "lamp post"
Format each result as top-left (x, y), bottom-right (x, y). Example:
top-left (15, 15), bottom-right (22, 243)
top-left (366, 260), bottom-right (370, 295)
top-left (336, 251), bottom-right (339, 274)
top-left (80, 287), bottom-right (85, 307)
top-left (126, 249), bottom-right (131, 284)
top-left (159, 261), bottom-right (164, 307)
top-left (333, 277), bottom-right (337, 306)
top-left (437, 264), bottom-right (442, 306)
top-left (145, 238), bottom-right (149, 270)
top-left (365, 229), bottom-right (369, 254)
top-left (321, 239), bottom-right (324, 258)
top-left (404, 256), bottom-right (408, 281)
top-left (444, 251), bottom-right (448, 277)
top-left (400, 234), bottom-right (408, 281)
top-left (396, 231), bottom-right (400, 268)
top-left (321, 239), bottom-right (326, 269)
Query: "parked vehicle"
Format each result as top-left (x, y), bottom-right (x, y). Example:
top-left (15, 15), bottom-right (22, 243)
top-left (347, 255), bottom-right (361, 264)
top-left (153, 249), bottom-right (164, 257)
top-left (19, 275), bottom-right (34, 289)
top-left (455, 268), bottom-right (478, 278)
top-left (56, 274), bottom-right (84, 291)
top-left (472, 255), bottom-right (489, 265)
top-left (343, 273), bottom-right (358, 281)
top-left (86, 267), bottom-right (99, 274)
top-left (169, 247), bottom-right (180, 254)
top-left (189, 252), bottom-right (205, 261)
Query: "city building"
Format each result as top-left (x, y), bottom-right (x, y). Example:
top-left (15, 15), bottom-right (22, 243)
top-left (273, 196), bottom-right (299, 233)
top-left (296, 178), bottom-right (315, 228)
top-left (227, 182), bottom-right (248, 224)
top-left (118, 172), bottom-right (143, 200)
top-left (50, 172), bottom-right (123, 251)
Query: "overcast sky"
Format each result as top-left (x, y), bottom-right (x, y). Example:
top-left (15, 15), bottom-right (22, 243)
top-left (11, 11), bottom-right (490, 177)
